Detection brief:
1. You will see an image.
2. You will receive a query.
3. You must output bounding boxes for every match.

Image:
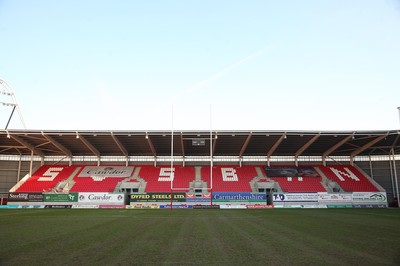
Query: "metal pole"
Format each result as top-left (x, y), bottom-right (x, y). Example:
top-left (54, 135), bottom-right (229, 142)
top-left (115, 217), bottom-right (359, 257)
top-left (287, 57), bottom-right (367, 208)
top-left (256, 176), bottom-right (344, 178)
top-left (29, 150), bottom-right (33, 177)
top-left (368, 155), bottom-right (374, 179)
top-left (5, 105), bottom-right (16, 130)
top-left (397, 107), bottom-right (400, 128)
top-left (210, 105), bottom-right (213, 206)
top-left (170, 105), bottom-right (174, 211)
top-left (389, 155), bottom-right (396, 197)
top-left (391, 149), bottom-right (399, 207)
top-left (17, 154), bottom-right (22, 182)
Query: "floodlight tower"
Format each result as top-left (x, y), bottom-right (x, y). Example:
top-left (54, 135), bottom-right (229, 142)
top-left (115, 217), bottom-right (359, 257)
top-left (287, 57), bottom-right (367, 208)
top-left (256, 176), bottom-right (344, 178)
top-left (397, 107), bottom-right (400, 128)
top-left (0, 78), bottom-right (26, 129)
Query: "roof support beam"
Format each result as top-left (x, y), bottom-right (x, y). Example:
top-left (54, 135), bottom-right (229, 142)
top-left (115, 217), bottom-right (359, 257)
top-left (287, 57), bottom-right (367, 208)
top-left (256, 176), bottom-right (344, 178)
top-left (212, 136), bottom-right (217, 157)
top-left (180, 132), bottom-right (185, 166)
top-left (294, 133), bottom-right (320, 166)
top-left (146, 135), bottom-right (157, 158)
top-left (322, 135), bottom-right (353, 166)
top-left (239, 132), bottom-right (252, 158)
top-left (350, 135), bottom-right (387, 164)
top-left (77, 133), bottom-right (100, 157)
top-left (266, 133), bottom-right (286, 165)
top-left (111, 132), bottom-right (128, 157)
top-left (10, 135), bottom-right (44, 157)
top-left (41, 132), bottom-right (72, 157)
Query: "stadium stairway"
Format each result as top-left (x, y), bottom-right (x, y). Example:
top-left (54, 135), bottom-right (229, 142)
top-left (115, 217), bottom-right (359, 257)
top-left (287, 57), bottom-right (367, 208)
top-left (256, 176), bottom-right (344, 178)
top-left (53, 166), bottom-right (82, 193)
top-left (115, 166), bottom-right (147, 194)
top-left (316, 165), bottom-right (380, 192)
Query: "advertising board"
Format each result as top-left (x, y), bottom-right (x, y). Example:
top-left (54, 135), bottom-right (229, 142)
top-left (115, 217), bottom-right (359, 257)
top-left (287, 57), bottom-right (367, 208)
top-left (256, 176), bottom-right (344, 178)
top-left (44, 193), bottom-right (78, 202)
top-left (352, 192), bottom-right (387, 204)
top-left (8, 193), bottom-right (44, 202)
top-left (78, 193), bottom-right (124, 204)
top-left (212, 192), bottom-right (266, 202)
top-left (130, 193), bottom-right (186, 202)
top-left (273, 193), bottom-right (318, 202)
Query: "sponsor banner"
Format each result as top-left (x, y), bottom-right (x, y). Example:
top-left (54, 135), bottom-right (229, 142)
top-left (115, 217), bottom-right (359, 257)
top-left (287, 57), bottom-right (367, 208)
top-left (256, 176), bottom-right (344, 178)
top-left (219, 204), bottom-right (247, 209)
top-left (99, 205), bottom-right (126, 209)
top-left (160, 204), bottom-right (193, 209)
top-left (326, 205), bottom-right (353, 208)
top-left (318, 193), bottom-right (352, 203)
top-left (0, 205), bottom-right (19, 209)
top-left (127, 204), bottom-right (160, 209)
top-left (186, 193), bottom-right (211, 202)
top-left (353, 204), bottom-right (387, 209)
top-left (186, 198), bottom-right (211, 202)
top-left (273, 193), bottom-right (318, 202)
top-left (193, 205), bottom-right (220, 209)
top-left (72, 205), bottom-right (99, 209)
top-left (44, 193), bottom-right (78, 202)
top-left (212, 192), bottom-right (266, 202)
top-left (78, 193), bottom-right (124, 204)
top-left (17, 205), bottom-right (45, 209)
top-left (301, 205), bottom-right (319, 209)
top-left (45, 205), bottom-right (72, 209)
top-left (246, 205), bottom-right (274, 209)
top-left (352, 192), bottom-right (387, 203)
top-left (78, 166), bottom-right (134, 181)
top-left (8, 193), bottom-right (44, 202)
top-left (130, 193), bottom-right (186, 202)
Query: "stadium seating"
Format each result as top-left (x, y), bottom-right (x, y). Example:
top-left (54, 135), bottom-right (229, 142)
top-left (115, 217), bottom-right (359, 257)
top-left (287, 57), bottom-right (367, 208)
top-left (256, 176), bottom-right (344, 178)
top-left (200, 166), bottom-right (259, 192)
top-left (137, 166), bottom-right (195, 192)
top-left (318, 165), bottom-right (379, 192)
top-left (13, 164), bottom-right (380, 194)
top-left (16, 165), bottom-right (77, 192)
top-left (69, 176), bottom-right (125, 192)
top-left (271, 177), bottom-right (326, 192)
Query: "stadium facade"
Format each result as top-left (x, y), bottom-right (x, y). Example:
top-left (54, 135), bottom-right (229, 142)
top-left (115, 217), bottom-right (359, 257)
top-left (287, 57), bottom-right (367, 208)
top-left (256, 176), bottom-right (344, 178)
top-left (0, 129), bottom-right (399, 208)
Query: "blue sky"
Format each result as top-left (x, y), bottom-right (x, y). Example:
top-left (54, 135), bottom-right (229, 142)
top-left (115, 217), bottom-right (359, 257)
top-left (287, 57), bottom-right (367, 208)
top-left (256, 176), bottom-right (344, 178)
top-left (1, 0), bottom-right (399, 131)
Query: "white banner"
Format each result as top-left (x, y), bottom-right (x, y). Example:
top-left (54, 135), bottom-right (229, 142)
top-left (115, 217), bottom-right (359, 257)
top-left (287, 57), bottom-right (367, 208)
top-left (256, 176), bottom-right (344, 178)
top-left (78, 166), bottom-right (134, 181)
top-left (273, 193), bottom-right (318, 202)
top-left (78, 193), bottom-right (124, 204)
top-left (352, 192), bottom-right (387, 203)
top-left (317, 193), bottom-right (352, 203)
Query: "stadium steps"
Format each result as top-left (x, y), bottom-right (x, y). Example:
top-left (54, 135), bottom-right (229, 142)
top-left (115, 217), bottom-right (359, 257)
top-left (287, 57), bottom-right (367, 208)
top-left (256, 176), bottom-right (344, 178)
top-left (54, 166), bottom-right (82, 193)
top-left (315, 166), bottom-right (342, 192)
top-left (255, 167), bottom-right (266, 178)
top-left (195, 166), bottom-right (202, 181)
top-left (115, 166), bottom-right (147, 193)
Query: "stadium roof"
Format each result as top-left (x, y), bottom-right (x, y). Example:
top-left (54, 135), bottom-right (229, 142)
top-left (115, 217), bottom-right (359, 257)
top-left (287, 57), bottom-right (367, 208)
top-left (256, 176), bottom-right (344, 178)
top-left (1, 130), bottom-right (399, 160)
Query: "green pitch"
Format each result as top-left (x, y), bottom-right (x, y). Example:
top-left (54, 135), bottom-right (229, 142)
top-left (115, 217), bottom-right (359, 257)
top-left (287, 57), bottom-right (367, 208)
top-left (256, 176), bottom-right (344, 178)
top-left (0, 209), bottom-right (399, 265)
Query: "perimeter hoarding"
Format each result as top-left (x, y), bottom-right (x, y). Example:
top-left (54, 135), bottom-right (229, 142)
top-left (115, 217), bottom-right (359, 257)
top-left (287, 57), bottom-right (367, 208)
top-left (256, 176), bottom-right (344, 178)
top-left (352, 192), bottom-right (387, 204)
top-left (8, 193), bottom-right (44, 202)
top-left (317, 193), bottom-right (353, 203)
top-left (273, 193), bottom-right (318, 202)
top-left (44, 193), bottom-right (78, 202)
top-left (212, 192), bottom-right (266, 202)
top-left (186, 193), bottom-right (211, 202)
top-left (78, 193), bottom-right (124, 205)
top-left (130, 193), bottom-right (186, 203)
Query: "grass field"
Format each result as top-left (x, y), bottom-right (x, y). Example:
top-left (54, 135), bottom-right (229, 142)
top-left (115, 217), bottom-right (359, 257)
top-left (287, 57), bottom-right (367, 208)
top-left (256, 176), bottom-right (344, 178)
top-left (0, 209), bottom-right (399, 265)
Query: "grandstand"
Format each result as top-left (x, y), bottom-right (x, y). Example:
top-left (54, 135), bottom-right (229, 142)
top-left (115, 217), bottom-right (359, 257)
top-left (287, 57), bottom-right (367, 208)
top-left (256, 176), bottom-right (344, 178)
top-left (0, 130), bottom-right (399, 207)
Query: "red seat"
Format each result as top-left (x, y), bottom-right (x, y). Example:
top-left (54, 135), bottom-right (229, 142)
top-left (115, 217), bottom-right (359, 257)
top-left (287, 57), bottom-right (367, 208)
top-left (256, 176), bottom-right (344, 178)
top-left (16, 165), bottom-right (77, 192)
top-left (318, 165), bottom-right (379, 192)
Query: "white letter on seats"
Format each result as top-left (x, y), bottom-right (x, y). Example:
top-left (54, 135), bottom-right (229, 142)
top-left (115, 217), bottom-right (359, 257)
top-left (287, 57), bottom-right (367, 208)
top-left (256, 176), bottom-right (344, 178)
top-left (38, 167), bottom-right (64, 181)
top-left (158, 168), bottom-right (175, 181)
top-left (221, 168), bottom-right (238, 181)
